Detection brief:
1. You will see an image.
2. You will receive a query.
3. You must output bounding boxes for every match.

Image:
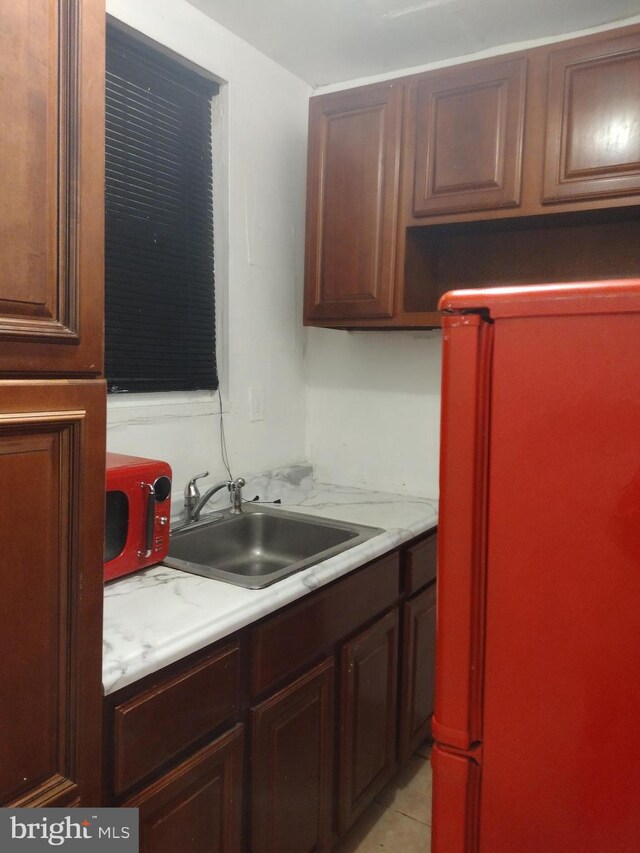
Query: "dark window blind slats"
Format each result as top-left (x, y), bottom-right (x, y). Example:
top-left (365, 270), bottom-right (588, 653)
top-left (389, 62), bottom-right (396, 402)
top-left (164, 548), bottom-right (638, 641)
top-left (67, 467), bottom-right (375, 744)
top-left (105, 26), bottom-right (219, 394)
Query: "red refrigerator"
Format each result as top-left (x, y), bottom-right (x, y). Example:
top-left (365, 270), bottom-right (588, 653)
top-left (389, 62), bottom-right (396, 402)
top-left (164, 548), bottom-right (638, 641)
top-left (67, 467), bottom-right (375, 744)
top-left (432, 280), bottom-right (640, 853)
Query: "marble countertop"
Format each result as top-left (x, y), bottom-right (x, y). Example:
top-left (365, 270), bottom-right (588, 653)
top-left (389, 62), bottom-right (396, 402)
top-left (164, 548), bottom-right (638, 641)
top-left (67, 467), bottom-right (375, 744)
top-left (103, 467), bottom-right (438, 695)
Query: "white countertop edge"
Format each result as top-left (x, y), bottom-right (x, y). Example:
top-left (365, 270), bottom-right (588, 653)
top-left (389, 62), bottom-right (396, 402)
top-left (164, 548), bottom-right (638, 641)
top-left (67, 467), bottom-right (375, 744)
top-left (103, 487), bottom-right (438, 695)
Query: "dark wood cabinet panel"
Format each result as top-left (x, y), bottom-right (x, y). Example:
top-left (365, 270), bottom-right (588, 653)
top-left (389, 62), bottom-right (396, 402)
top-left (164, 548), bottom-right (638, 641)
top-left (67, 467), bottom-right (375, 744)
top-left (404, 530), bottom-right (437, 595)
top-left (304, 25), bottom-right (640, 329)
top-left (251, 552), bottom-right (400, 697)
top-left (251, 659), bottom-right (334, 853)
top-left (338, 609), bottom-right (399, 833)
top-left (124, 725), bottom-right (244, 853)
top-left (304, 83), bottom-right (402, 322)
top-left (0, 0), bottom-right (104, 375)
top-left (0, 0), bottom-right (105, 810)
top-left (113, 644), bottom-right (240, 797)
top-left (399, 584), bottom-right (437, 763)
top-left (413, 57), bottom-right (527, 216)
top-left (543, 31), bottom-right (640, 203)
top-left (0, 381), bottom-right (105, 807)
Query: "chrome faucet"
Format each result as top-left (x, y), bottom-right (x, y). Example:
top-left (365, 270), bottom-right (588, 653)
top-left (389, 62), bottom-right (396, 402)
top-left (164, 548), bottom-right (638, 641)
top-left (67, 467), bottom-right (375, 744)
top-left (184, 472), bottom-right (246, 523)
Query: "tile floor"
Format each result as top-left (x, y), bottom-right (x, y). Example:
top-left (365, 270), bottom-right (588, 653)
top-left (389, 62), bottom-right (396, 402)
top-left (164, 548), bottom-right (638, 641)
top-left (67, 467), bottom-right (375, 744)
top-left (335, 741), bottom-right (432, 852)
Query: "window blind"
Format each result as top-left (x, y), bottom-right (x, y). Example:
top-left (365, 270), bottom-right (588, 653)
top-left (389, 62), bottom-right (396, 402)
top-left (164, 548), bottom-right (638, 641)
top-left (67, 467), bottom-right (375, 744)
top-left (105, 26), bottom-right (220, 393)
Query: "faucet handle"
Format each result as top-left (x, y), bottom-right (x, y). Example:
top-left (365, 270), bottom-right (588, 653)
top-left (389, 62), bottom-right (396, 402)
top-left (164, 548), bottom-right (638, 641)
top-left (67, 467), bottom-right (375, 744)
top-left (185, 471), bottom-right (209, 501)
top-left (228, 477), bottom-right (245, 494)
top-left (229, 477), bottom-right (246, 512)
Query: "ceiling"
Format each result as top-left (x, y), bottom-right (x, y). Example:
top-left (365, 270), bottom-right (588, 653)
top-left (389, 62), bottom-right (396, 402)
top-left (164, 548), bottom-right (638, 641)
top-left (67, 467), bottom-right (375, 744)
top-left (186, 0), bottom-right (640, 86)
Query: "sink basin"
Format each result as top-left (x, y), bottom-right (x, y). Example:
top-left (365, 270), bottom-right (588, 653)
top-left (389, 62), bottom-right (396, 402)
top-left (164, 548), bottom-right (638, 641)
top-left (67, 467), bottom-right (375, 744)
top-left (164, 505), bottom-right (383, 589)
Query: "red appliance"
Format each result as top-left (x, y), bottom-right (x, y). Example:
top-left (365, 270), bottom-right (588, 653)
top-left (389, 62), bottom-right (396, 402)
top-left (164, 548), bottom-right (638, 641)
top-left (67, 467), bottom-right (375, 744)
top-left (105, 452), bottom-right (172, 582)
top-left (432, 280), bottom-right (640, 852)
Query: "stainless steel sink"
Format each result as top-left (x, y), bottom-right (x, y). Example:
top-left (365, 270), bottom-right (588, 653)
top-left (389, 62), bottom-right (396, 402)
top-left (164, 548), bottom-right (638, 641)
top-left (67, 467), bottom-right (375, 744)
top-left (164, 505), bottom-right (383, 589)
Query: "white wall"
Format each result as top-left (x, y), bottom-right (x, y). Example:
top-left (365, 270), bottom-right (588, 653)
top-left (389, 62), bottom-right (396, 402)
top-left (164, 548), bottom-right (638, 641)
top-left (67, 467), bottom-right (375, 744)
top-left (105, 0), bottom-right (311, 513)
top-left (314, 14), bottom-right (640, 94)
top-left (305, 330), bottom-right (442, 497)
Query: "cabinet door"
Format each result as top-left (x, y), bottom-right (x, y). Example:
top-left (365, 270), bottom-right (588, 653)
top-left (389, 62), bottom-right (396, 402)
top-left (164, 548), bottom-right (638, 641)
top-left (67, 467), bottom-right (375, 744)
top-left (413, 57), bottom-right (527, 216)
top-left (251, 658), bottom-right (334, 853)
top-left (0, 381), bottom-right (105, 807)
top-left (304, 83), bottom-right (402, 322)
top-left (124, 725), bottom-right (243, 853)
top-left (0, 0), bottom-right (104, 375)
top-left (338, 609), bottom-right (399, 833)
top-left (543, 31), bottom-right (640, 203)
top-left (399, 584), bottom-right (437, 763)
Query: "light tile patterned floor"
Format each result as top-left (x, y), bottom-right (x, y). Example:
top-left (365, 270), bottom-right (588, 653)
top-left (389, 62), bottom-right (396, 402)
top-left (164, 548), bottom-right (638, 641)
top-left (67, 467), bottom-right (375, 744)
top-left (335, 741), bottom-right (432, 852)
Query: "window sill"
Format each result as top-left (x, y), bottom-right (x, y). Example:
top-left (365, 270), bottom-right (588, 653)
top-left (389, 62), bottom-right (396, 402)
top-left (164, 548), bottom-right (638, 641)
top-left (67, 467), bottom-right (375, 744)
top-left (107, 390), bottom-right (229, 426)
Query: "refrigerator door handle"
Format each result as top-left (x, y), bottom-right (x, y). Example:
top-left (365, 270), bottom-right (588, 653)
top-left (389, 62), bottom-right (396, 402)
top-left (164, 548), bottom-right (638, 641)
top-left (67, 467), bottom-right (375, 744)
top-left (435, 313), bottom-right (493, 751)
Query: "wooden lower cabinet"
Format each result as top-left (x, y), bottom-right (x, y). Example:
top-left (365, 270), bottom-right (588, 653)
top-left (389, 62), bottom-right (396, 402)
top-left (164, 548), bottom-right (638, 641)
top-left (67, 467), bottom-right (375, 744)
top-left (399, 584), bottom-right (437, 763)
top-left (123, 725), bottom-right (244, 853)
top-left (105, 532), bottom-right (437, 851)
top-left (112, 643), bottom-right (240, 798)
top-left (338, 609), bottom-right (399, 833)
top-left (251, 659), bottom-right (334, 853)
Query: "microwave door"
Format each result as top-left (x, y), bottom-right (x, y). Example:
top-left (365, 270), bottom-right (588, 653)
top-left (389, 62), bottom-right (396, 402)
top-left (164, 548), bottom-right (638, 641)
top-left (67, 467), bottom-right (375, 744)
top-left (105, 489), bottom-right (128, 563)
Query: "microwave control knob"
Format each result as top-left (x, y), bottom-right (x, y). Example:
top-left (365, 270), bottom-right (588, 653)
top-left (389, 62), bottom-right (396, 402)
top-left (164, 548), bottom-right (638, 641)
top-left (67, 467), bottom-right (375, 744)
top-left (158, 516), bottom-right (169, 526)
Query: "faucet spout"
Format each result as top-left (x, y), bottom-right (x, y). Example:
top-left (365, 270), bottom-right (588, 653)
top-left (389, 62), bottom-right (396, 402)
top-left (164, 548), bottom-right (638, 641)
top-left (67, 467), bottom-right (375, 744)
top-left (190, 480), bottom-right (231, 523)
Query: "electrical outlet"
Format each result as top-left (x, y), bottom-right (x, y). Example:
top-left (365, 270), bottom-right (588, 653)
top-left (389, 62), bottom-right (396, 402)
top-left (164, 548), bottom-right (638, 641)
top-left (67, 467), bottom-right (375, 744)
top-left (249, 386), bottom-right (264, 421)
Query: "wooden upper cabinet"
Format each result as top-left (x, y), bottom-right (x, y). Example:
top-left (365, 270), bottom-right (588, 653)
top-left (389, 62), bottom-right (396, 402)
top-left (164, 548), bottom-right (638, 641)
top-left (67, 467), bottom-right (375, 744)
top-left (413, 57), bottom-right (527, 216)
top-left (0, 0), bottom-right (104, 376)
top-left (302, 26), bottom-right (640, 329)
top-left (543, 30), bottom-right (640, 203)
top-left (304, 83), bottom-right (402, 321)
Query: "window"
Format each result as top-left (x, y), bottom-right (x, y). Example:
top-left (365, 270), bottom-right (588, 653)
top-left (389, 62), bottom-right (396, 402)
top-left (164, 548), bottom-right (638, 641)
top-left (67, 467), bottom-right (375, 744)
top-left (105, 26), bottom-right (219, 393)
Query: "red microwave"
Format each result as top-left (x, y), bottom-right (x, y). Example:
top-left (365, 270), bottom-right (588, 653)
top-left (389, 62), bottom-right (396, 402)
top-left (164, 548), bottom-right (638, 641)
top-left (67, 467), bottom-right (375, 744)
top-left (105, 452), bottom-right (173, 582)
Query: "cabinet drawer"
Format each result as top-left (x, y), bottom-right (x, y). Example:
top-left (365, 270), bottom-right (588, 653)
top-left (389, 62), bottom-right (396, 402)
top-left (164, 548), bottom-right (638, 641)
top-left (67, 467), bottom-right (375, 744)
top-left (252, 552), bottom-right (400, 696)
top-left (113, 643), bottom-right (240, 796)
top-left (405, 530), bottom-right (437, 595)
